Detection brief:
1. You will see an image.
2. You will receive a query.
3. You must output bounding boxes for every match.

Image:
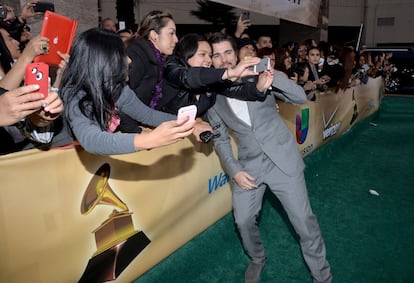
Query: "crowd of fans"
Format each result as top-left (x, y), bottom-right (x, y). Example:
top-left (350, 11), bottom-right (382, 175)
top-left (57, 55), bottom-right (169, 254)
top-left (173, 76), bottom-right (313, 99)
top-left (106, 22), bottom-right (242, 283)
top-left (0, 2), bottom-right (394, 155)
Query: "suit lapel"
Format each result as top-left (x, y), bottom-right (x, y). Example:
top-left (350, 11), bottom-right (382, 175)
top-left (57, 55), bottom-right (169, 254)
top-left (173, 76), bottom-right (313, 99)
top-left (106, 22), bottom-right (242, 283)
top-left (218, 96), bottom-right (252, 128)
top-left (213, 95), bottom-right (250, 128)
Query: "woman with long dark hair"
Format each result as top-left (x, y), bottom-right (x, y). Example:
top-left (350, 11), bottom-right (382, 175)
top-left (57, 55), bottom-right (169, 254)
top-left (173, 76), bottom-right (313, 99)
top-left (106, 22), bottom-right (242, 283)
top-left (121, 12), bottom-right (261, 131)
top-left (164, 32), bottom-right (282, 121)
top-left (163, 33), bottom-right (261, 118)
top-left (59, 28), bottom-right (210, 155)
top-left (162, 33), bottom-right (217, 117)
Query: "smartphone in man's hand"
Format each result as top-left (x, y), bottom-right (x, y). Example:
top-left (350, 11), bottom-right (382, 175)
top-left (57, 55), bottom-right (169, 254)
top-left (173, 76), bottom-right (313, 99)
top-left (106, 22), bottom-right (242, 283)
top-left (252, 57), bottom-right (271, 73)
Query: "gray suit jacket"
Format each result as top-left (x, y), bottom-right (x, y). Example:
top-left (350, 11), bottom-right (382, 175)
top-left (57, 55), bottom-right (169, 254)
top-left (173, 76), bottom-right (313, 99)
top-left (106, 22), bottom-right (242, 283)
top-left (207, 71), bottom-right (307, 180)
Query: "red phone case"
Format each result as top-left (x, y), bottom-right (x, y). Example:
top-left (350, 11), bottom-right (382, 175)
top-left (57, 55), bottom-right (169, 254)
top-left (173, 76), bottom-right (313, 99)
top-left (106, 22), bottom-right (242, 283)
top-left (34, 11), bottom-right (78, 66)
top-left (25, 62), bottom-right (49, 98)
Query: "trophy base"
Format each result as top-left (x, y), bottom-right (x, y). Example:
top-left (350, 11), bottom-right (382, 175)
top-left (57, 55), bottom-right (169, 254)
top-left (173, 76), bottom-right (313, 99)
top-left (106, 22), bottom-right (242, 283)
top-left (78, 231), bottom-right (150, 283)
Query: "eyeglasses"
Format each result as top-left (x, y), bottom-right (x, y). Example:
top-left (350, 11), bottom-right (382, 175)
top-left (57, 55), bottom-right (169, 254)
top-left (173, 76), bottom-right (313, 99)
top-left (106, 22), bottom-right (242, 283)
top-left (298, 48), bottom-right (307, 52)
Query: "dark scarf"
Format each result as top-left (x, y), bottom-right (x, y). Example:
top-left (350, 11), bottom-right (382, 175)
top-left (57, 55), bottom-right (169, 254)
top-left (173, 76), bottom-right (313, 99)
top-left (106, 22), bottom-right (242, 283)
top-left (148, 40), bottom-right (165, 108)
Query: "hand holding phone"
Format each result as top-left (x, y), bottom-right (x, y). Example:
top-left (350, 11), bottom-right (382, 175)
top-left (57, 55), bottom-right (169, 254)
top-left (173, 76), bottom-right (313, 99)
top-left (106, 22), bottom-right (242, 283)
top-left (177, 105), bottom-right (197, 125)
top-left (25, 62), bottom-right (49, 98)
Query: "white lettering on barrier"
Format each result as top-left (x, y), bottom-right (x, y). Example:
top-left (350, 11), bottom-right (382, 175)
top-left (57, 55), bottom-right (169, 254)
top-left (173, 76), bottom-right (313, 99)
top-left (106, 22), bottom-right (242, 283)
top-left (323, 122), bottom-right (341, 140)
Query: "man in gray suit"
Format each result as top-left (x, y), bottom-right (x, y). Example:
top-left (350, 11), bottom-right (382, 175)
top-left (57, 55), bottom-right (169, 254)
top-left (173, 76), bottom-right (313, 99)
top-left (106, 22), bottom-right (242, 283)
top-left (207, 32), bottom-right (332, 283)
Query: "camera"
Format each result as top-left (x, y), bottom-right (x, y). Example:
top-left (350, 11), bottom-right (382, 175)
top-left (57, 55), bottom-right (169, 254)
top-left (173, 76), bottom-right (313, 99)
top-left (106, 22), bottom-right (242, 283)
top-left (199, 131), bottom-right (214, 143)
top-left (199, 131), bottom-right (221, 143)
top-left (0, 6), bottom-right (8, 21)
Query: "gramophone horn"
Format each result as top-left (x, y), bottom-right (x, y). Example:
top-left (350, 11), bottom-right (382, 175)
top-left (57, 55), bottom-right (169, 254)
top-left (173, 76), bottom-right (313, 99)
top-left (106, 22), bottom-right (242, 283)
top-left (81, 163), bottom-right (128, 215)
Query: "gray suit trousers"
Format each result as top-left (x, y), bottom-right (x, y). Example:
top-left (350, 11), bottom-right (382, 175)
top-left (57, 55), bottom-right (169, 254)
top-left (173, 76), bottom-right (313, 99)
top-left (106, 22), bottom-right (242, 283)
top-left (232, 155), bottom-right (332, 283)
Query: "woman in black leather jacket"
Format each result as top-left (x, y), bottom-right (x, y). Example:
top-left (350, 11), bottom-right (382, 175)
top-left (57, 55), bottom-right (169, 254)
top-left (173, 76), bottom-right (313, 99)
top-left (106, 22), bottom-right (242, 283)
top-left (162, 33), bottom-right (225, 118)
top-left (162, 33), bottom-right (268, 119)
top-left (121, 14), bottom-right (265, 132)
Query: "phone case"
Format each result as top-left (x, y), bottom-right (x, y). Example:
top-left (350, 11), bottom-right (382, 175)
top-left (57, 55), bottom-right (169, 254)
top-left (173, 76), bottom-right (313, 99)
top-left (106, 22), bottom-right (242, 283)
top-left (177, 105), bottom-right (197, 125)
top-left (34, 11), bottom-right (78, 66)
top-left (254, 57), bottom-right (271, 73)
top-left (25, 62), bottom-right (49, 98)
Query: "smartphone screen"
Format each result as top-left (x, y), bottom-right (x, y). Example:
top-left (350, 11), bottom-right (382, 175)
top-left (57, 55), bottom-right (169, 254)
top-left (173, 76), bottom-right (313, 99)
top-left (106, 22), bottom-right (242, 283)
top-left (119, 21), bottom-right (126, 30)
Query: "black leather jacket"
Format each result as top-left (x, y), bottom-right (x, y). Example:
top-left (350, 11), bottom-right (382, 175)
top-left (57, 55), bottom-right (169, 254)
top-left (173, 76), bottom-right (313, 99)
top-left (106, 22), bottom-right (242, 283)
top-left (163, 55), bottom-right (268, 117)
top-left (162, 55), bottom-right (226, 117)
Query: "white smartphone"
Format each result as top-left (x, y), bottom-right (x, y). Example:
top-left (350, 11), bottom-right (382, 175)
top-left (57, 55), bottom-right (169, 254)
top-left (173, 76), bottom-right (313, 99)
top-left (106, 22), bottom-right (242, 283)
top-left (177, 105), bottom-right (197, 125)
top-left (118, 21), bottom-right (126, 30)
top-left (318, 57), bottom-right (325, 66)
top-left (253, 57), bottom-right (271, 73)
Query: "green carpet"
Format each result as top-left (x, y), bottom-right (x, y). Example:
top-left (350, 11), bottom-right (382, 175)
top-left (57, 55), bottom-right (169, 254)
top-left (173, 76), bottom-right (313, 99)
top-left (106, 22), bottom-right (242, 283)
top-left (134, 96), bottom-right (414, 283)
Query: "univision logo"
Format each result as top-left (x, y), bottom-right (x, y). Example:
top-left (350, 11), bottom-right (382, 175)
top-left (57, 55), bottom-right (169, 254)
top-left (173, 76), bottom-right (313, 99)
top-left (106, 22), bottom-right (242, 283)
top-left (296, 108), bottom-right (309, 144)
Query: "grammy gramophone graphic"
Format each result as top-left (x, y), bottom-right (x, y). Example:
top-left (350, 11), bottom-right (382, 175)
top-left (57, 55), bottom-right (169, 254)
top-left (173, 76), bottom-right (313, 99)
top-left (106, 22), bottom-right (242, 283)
top-left (78, 163), bottom-right (151, 283)
top-left (350, 90), bottom-right (359, 125)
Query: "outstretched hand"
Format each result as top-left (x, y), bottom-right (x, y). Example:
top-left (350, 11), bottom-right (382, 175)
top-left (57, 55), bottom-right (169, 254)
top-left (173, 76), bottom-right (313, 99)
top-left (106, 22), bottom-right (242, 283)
top-left (224, 57), bottom-right (261, 81)
top-left (234, 14), bottom-right (251, 38)
top-left (134, 116), bottom-right (195, 150)
top-left (22, 35), bottom-right (50, 60)
top-left (20, 1), bottom-right (41, 21)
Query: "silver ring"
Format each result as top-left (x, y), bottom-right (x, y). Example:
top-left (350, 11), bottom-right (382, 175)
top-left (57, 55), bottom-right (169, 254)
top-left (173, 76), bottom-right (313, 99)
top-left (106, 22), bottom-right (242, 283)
top-left (41, 44), bottom-right (49, 54)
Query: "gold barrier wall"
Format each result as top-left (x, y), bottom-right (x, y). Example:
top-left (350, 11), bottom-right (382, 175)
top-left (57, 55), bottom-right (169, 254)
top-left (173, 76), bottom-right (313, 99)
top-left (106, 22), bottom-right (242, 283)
top-left (0, 141), bottom-right (232, 283)
top-left (0, 77), bottom-right (384, 283)
top-left (279, 77), bottom-right (384, 157)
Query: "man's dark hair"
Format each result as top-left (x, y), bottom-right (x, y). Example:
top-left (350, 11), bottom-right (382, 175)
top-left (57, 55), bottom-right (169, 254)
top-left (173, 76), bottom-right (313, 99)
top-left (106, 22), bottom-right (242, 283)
top-left (208, 32), bottom-right (237, 52)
